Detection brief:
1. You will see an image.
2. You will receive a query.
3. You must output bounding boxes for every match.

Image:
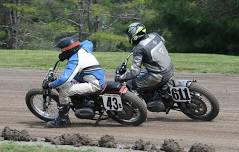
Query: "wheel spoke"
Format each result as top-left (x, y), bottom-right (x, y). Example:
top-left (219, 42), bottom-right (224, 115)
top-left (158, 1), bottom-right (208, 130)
top-left (189, 92), bottom-right (211, 117)
top-left (113, 101), bottom-right (141, 123)
top-left (31, 94), bottom-right (58, 119)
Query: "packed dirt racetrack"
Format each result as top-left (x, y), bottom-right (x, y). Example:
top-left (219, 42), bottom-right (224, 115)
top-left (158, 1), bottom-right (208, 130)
top-left (0, 68), bottom-right (238, 151)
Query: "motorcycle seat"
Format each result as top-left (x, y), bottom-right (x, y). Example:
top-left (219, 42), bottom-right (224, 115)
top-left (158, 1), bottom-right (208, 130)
top-left (99, 81), bottom-right (121, 94)
top-left (69, 81), bottom-right (122, 97)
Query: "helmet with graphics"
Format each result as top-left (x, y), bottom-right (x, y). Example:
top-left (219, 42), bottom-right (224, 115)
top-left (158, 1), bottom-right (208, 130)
top-left (54, 36), bottom-right (80, 61)
top-left (126, 22), bottom-right (146, 45)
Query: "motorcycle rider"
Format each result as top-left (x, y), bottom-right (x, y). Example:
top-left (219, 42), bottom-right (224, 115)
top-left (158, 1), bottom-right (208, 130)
top-left (43, 36), bottom-right (105, 128)
top-left (116, 22), bottom-right (174, 108)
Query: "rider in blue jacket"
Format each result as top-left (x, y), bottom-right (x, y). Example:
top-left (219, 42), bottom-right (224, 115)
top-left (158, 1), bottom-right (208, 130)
top-left (43, 36), bottom-right (105, 128)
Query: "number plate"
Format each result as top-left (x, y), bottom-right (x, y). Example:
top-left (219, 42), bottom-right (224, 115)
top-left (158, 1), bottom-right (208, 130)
top-left (102, 94), bottom-right (123, 111)
top-left (170, 87), bottom-right (191, 102)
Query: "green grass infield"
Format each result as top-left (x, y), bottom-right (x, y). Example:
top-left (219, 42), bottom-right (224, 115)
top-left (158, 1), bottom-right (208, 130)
top-left (0, 142), bottom-right (95, 152)
top-left (0, 49), bottom-right (238, 74)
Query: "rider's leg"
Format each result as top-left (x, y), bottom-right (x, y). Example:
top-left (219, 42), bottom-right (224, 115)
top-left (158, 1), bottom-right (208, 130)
top-left (46, 104), bottom-right (70, 128)
top-left (46, 75), bottom-right (100, 128)
top-left (134, 72), bottom-right (163, 90)
top-left (133, 72), bottom-right (165, 110)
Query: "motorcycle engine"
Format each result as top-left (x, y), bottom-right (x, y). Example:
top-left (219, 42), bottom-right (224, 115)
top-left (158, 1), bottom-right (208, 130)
top-left (147, 100), bottom-right (166, 112)
top-left (74, 99), bottom-right (95, 119)
top-left (146, 93), bottom-right (166, 112)
top-left (75, 107), bottom-right (95, 119)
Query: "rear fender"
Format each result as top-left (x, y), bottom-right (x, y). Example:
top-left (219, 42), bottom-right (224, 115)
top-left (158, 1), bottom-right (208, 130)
top-left (100, 81), bottom-right (128, 94)
top-left (119, 86), bottom-right (128, 94)
top-left (173, 80), bottom-right (193, 87)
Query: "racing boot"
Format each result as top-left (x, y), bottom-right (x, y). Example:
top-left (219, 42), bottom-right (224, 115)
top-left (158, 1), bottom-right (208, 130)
top-left (46, 104), bottom-right (71, 128)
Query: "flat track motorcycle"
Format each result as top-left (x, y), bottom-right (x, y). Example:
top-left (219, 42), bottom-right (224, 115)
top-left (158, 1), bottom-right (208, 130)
top-left (25, 60), bottom-right (147, 126)
top-left (115, 53), bottom-right (219, 121)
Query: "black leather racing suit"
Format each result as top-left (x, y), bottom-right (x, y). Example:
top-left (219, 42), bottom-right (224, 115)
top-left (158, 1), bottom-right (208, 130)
top-left (120, 32), bottom-right (174, 90)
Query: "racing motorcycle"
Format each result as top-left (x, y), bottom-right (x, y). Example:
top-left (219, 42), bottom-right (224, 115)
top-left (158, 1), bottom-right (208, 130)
top-left (115, 53), bottom-right (219, 121)
top-left (25, 60), bottom-right (147, 126)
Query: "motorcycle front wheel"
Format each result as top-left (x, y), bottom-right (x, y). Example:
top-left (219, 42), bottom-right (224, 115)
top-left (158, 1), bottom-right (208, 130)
top-left (107, 91), bottom-right (147, 126)
top-left (178, 83), bottom-right (220, 121)
top-left (25, 88), bottom-right (59, 122)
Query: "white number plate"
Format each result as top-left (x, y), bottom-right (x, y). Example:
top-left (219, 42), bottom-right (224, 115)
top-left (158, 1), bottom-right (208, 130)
top-left (102, 94), bottom-right (123, 111)
top-left (170, 87), bottom-right (191, 102)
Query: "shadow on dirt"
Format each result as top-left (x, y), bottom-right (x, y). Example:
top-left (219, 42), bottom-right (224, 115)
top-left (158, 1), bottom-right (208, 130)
top-left (19, 118), bottom-right (208, 129)
top-left (147, 117), bottom-right (192, 122)
top-left (70, 122), bottom-right (128, 128)
top-left (18, 121), bottom-right (46, 128)
top-left (147, 117), bottom-right (207, 123)
top-left (18, 121), bottom-right (138, 128)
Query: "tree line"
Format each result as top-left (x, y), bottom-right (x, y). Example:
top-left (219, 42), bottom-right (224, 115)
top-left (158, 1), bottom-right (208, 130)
top-left (0, 0), bottom-right (238, 54)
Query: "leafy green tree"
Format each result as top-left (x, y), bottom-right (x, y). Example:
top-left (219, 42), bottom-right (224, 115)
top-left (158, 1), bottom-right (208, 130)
top-left (144, 0), bottom-right (239, 54)
top-left (0, 0), bottom-right (238, 54)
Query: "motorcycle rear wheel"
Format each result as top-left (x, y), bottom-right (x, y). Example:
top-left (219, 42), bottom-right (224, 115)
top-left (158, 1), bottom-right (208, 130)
top-left (107, 91), bottom-right (147, 126)
top-left (178, 83), bottom-right (219, 121)
top-left (25, 88), bottom-right (59, 122)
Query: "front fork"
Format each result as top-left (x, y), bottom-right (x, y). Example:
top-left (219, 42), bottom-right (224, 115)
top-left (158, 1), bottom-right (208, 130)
top-left (42, 88), bottom-right (52, 111)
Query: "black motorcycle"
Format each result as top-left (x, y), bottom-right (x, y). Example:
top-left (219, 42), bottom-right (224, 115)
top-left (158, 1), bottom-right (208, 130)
top-left (115, 53), bottom-right (219, 121)
top-left (25, 60), bottom-right (147, 126)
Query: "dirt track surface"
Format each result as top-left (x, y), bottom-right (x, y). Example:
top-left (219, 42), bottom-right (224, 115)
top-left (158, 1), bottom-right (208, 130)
top-left (0, 68), bottom-right (238, 151)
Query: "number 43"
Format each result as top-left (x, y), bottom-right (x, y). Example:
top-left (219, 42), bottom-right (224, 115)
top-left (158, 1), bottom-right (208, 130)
top-left (107, 97), bottom-right (122, 110)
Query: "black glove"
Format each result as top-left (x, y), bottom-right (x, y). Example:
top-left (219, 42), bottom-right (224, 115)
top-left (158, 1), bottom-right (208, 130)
top-left (48, 75), bottom-right (56, 82)
top-left (118, 62), bottom-right (127, 75)
top-left (42, 80), bottom-right (50, 89)
top-left (116, 62), bottom-right (126, 75)
top-left (115, 75), bottom-right (124, 83)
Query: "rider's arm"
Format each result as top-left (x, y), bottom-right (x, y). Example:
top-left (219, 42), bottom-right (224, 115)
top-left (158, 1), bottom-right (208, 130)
top-left (120, 47), bottom-right (143, 81)
top-left (49, 54), bottom-right (80, 88)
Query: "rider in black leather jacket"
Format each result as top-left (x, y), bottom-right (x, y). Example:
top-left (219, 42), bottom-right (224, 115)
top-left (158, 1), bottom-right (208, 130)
top-left (118, 22), bottom-right (174, 90)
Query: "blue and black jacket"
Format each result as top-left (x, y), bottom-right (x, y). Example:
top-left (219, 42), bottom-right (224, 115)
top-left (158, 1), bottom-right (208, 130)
top-left (49, 40), bottom-right (105, 89)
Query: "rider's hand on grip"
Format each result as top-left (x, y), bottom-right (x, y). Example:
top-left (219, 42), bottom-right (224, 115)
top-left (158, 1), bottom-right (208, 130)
top-left (115, 74), bottom-right (124, 83)
top-left (48, 72), bottom-right (57, 82)
top-left (115, 75), bottom-right (120, 82)
top-left (115, 62), bottom-right (127, 82)
top-left (116, 62), bottom-right (127, 75)
top-left (48, 75), bottom-right (56, 82)
top-left (42, 79), bottom-right (50, 89)
top-left (120, 62), bottom-right (127, 75)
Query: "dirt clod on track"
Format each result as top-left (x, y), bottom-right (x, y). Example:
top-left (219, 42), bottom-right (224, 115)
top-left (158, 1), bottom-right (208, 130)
top-left (189, 143), bottom-right (215, 152)
top-left (98, 135), bottom-right (117, 148)
top-left (160, 139), bottom-right (185, 152)
top-left (45, 133), bottom-right (95, 146)
top-left (132, 139), bottom-right (160, 151)
top-left (0, 127), bottom-right (218, 152)
top-left (1, 126), bottom-right (33, 141)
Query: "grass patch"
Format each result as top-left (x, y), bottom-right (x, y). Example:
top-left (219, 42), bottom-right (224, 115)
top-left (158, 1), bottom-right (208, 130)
top-left (171, 53), bottom-right (239, 74)
top-left (0, 142), bottom-right (95, 152)
top-left (0, 49), bottom-right (238, 74)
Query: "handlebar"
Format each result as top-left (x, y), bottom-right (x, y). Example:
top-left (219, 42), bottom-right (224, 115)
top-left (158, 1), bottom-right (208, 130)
top-left (42, 60), bottom-right (61, 105)
top-left (53, 60), bottom-right (61, 71)
top-left (125, 52), bottom-right (133, 64)
top-left (43, 60), bottom-right (60, 81)
top-left (114, 52), bottom-right (133, 83)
